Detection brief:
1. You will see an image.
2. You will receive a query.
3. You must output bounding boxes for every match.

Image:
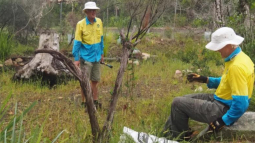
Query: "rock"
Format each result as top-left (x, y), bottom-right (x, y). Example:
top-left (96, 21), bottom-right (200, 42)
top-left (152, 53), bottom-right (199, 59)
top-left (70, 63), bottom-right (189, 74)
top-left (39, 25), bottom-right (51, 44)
top-left (13, 61), bottom-right (17, 66)
top-left (196, 69), bottom-right (202, 73)
top-left (132, 49), bottom-right (142, 59)
top-left (133, 49), bottom-right (141, 55)
top-left (15, 58), bottom-right (23, 63)
top-left (4, 59), bottom-right (13, 66)
top-left (224, 112), bottom-right (255, 131)
top-left (19, 63), bottom-right (24, 66)
top-left (218, 112), bottom-right (255, 140)
top-left (128, 60), bottom-right (139, 66)
top-left (195, 86), bottom-right (203, 92)
top-left (133, 60), bottom-right (139, 65)
top-left (142, 53), bottom-right (150, 60)
top-left (0, 64), bottom-right (3, 67)
top-left (182, 69), bottom-right (193, 75)
top-left (174, 70), bottom-right (182, 78)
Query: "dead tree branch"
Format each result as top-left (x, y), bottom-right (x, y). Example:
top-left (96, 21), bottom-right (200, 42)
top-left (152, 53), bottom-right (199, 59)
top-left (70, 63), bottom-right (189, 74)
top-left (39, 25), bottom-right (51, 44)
top-left (35, 49), bottom-right (101, 142)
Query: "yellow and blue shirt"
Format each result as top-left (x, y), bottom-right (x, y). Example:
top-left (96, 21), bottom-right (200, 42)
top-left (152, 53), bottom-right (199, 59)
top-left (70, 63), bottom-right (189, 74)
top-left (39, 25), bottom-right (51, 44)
top-left (72, 17), bottom-right (104, 62)
top-left (207, 47), bottom-right (254, 125)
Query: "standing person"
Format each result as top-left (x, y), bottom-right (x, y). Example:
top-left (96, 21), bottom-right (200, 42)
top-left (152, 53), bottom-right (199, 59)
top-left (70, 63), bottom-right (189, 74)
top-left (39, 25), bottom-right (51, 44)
top-left (72, 1), bottom-right (104, 109)
top-left (162, 27), bottom-right (254, 141)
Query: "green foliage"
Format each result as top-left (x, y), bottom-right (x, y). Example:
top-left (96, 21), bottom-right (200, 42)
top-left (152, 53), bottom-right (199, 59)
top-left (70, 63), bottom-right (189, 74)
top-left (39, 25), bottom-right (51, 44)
top-left (192, 18), bottom-right (209, 27)
top-left (0, 92), bottom-right (65, 143)
top-left (248, 91), bottom-right (255, 111)
top-left (252, 2), bottom-right (255, 9)
top-left (11, 43), bottom-right (35, 56)
top-left (0, 92), bottom-right (36, 142)
top-left (180, 0), bottom-right (192, 7)
top-left (0, 33), bottom-right (14, 61)
top-left (103, 32), bottom-right (117, 57)
top-left (164, 27), bottom-right (172, 38)
top-left (108, 16), bottom-right (130, 28)
top-left (174, 37), bottom-right (222, 76)
top-left (226, 14), bottom-right (255, 62)
top-left (175, 14), bottom-right (187, 27)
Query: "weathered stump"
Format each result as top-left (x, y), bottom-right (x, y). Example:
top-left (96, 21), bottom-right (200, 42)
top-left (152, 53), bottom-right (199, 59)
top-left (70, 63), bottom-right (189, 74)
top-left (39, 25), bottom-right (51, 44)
top-left (13, 30), bottom-right (71, 87)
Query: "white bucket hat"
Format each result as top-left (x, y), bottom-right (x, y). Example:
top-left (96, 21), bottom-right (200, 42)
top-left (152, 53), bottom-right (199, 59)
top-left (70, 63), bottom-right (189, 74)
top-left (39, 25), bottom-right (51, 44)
top-left (205, 27), bottom-right (244, 51)
top-left (83, 1), bottom-right (100, 11)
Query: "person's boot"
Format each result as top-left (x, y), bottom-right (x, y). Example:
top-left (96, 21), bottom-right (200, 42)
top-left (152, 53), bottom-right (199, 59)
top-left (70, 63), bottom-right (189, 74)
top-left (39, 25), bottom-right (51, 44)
top-left (94, 100), bottom-right (102, 109)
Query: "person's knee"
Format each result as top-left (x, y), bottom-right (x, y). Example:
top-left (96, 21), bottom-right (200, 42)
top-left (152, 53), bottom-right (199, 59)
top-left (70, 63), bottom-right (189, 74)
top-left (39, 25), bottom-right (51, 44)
top-left (171, 97), bottom-right (182, 108)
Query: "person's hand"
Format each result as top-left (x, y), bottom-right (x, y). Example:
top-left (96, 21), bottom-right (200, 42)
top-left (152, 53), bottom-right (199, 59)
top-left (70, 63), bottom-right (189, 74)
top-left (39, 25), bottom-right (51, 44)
top-left (100, 54), bottom-right (104, 63)
top-left (74, 61), bottom-right (80, 68)
top-left (209, 118), bottom-right (225, 132)
top-left (187, 73), bottom-right (208, 83)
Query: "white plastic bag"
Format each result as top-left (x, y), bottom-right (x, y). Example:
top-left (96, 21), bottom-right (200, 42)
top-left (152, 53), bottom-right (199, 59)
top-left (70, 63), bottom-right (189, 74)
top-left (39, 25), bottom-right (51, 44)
top-left (119, 126), bottom-right (179, 143)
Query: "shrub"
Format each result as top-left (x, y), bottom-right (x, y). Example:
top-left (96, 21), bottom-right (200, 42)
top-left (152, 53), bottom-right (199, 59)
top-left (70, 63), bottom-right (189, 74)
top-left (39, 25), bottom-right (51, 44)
top-left (174, 37), bottom-right (222, 76)
top-left (191, 18), bottom-right (209, 27)
top-left (226, 14), bottom-right (255, 62)
top-left (175, 14), bottom-right (188, 27)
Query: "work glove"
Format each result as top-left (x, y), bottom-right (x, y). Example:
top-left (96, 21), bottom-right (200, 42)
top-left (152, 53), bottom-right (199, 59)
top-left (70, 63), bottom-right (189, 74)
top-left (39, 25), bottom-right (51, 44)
top-left (187, 73), bottom-right (208, 83)
top-left (209, 118), bottom-right (225, 132)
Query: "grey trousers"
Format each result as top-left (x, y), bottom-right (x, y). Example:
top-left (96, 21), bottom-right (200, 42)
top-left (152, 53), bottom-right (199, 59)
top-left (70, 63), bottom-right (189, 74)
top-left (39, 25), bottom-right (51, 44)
top-left (163, 93), bottom-right (229, 138)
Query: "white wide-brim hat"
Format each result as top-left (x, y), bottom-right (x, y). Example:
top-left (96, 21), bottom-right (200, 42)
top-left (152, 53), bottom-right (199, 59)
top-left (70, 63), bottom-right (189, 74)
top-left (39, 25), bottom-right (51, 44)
top-left (205, 27), bottom-right (244, 51)
top-left (83, 2), bottom-right (100, 11)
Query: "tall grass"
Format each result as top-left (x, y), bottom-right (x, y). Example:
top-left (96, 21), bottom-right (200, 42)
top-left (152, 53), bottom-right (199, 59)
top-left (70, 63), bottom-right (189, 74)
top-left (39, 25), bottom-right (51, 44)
top-left (0, 91), bottom-right (66, 143)
top-left (0, 33), bottom-right (13, 61)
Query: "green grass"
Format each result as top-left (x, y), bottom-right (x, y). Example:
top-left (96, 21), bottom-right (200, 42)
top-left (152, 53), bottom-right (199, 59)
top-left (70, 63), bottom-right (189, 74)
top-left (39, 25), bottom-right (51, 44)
top-left (0, 34), bottom-right (254, 142)
top-left (0, 33), bottom-right (13, 61)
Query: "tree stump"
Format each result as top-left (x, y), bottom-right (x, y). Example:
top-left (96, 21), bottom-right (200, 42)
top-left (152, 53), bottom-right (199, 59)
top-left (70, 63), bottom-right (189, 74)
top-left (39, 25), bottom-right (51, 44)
top-left (13, 30), bottom-right (71, 87)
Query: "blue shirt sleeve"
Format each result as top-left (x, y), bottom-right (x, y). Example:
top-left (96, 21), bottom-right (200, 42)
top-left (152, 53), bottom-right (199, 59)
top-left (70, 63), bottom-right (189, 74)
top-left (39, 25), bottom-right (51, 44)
top-left (207, 77), bottom-right (221, 89)
top-left (222, 95), bottom-right (249, 125)
top-left (72, 40), bottom-right (81, 61)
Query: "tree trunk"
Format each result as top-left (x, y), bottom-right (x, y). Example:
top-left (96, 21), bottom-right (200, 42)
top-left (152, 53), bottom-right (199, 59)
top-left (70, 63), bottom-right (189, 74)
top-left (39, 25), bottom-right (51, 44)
top-left (101, 41), bottom-right (132, 141)
top-left (238, 0), bottom-right (250, 29)
top-left (214, 0), bottom-right (225, 27)
top-left (80, 72), bottom-right (101, 143)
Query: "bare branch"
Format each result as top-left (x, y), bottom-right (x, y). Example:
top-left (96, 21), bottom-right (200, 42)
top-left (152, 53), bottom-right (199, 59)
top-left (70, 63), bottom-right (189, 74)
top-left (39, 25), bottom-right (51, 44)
top-left (35, 49), bottom-right (101, 142)
top-left (126, 0), bottom-right (143, 39)
top-left (129, 25), bottom-right (137, 42)
top-left (102, 42), bottom-right (132, 140)
top-left (14, 2), bottom-right (55, 35)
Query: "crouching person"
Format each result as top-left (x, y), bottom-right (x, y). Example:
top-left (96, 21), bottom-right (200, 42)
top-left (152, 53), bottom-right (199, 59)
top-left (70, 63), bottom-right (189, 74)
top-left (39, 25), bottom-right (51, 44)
top-left (162, 27), bottom-right (254, 141)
